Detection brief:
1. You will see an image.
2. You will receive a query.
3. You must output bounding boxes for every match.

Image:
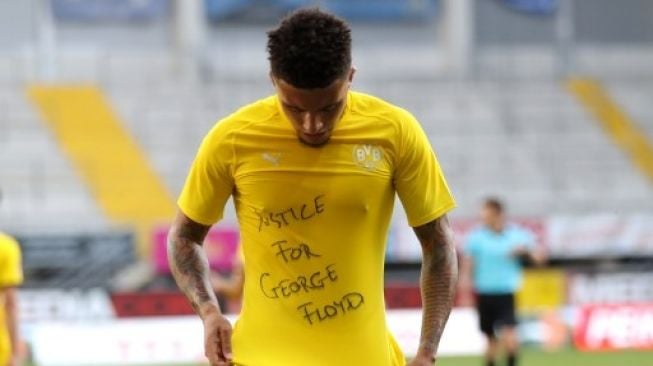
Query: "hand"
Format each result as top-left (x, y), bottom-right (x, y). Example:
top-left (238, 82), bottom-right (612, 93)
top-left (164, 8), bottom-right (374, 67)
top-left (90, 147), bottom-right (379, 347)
top-left (202, 310), bottom-right (233, 366)
top-left (511, 245), bottom-right (529, 258)
top-left (407, 354), bottom-right (436, 366)
top-left (457, 289), bottom-right (475, 307)
top-left (7, 354), bottom-right (23, 366)
top-left (7, 341), bottom-right (27, 366)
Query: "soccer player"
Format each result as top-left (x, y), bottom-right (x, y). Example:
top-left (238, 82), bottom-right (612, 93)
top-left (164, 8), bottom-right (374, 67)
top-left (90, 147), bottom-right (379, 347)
top-left (168, 8), bottom-right (457, 366)
top-left (0, 230), bottom-right (23, 366)
top-left (460, 198), bottom-right (545, 366)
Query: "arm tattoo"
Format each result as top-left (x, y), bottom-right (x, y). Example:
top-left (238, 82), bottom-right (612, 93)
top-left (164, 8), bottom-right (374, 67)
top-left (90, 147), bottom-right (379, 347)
top-left (167, 213), bottom-right (219, 317)
top-left (413, 215), bottom-right (458, 358)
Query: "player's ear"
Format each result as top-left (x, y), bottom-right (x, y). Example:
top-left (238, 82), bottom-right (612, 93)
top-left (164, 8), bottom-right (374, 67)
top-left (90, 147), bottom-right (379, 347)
top-left (348, 67), bottom-right (356, 85)
top-left (269, 72), bottom-right (277, 87)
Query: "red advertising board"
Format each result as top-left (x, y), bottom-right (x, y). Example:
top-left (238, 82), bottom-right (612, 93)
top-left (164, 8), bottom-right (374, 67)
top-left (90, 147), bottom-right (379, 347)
top-left (152, 226), bottom-right (239, 274)
top-left (574, 304), bottom-right (653, 351)
top-left (111, 292), bottom-right (195, 317)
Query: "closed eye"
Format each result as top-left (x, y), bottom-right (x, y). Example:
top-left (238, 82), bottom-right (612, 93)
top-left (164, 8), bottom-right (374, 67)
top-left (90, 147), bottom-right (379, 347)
top-left (283, 103), bottom-right (304, 113)
top-left (321, 103), bottom-right (341, 113)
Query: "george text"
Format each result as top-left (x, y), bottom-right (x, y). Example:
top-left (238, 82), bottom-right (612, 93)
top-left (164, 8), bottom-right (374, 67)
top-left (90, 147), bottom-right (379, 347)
top-left (260, 264), bottom-right (338, 299)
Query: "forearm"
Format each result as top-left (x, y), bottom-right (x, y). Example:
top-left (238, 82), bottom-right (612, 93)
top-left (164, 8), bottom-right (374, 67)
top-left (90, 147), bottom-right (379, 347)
top-left (5, 290), bottom-right (19, 355)
top-left (414, 216), bottom-right (458, 359)
top-left (530, 247), bottom-right (547, 266)
top-left (457, 256), bottom-right (475, 306)
top-left (168, 229), bottom-right (220, 319)
top-left (458, 256), bottom-right (473, 287)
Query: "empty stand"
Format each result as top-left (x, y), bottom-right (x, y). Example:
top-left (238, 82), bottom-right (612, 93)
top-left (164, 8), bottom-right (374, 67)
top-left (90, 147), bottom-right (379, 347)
top-left (1, 22), bottom-right (652, 233)
top-left (0, 85), bottom-right (108, 232)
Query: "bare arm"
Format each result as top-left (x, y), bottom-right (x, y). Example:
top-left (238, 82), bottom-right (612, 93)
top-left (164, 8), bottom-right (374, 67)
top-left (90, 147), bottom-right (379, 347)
top-left (411, 214), bottom-right (458, 364)
top-left (4, 288), bottom-right (20, 364)
top-left (512, 244), bottom-right (547, 267)
top-left (458, 255), bottom-right (473, 287)
top-left (529, 246), bottom-right (547, 266)
top-left (457, 255), bottom-right (475, 307)
top-left (168, 211), bottom-right (232, 365)
top-left (167, 212), bottom-right (217, 317)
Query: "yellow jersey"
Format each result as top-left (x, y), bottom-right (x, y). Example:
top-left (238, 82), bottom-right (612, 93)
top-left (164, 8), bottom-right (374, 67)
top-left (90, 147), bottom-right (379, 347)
top-left (178, 91), bottom-right (455, 366)
top-left (0, 232), bottom-right (23, 365)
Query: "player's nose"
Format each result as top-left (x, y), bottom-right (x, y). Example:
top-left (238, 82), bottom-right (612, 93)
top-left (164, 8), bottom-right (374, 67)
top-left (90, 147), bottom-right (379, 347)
top-left (302, 114), bottom-right (324, 133)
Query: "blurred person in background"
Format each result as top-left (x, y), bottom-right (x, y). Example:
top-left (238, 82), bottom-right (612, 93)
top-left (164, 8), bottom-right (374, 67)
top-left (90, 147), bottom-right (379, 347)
top-left (168, 7), bottom-right (457, 366)
top-left (459, 198), bottom-right (545, 366)
top-left (0, 193), bottom-right (24, 366)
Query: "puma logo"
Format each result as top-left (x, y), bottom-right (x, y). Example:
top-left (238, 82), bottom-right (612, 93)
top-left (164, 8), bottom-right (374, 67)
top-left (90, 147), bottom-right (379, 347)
top-left (262, 152), bottom-right (281, 165)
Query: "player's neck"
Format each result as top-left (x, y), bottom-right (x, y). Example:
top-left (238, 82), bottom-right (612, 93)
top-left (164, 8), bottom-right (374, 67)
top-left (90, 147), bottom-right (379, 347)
top-left (488, 222), bottom-right (505, 233)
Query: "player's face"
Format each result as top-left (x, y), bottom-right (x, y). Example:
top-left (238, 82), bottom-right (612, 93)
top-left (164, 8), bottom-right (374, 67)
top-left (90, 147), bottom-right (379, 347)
top-left (481, 205), bottom-right (502, 228)
top-left (273, 69), bottom-right (354, 147)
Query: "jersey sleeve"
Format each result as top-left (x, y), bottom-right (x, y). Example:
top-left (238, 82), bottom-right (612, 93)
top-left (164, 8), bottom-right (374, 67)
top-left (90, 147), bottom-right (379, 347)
top-left (178, 121), bottom-right (236, 226)
top-left (0, 236), bottom-right (23, 287)
top-left (393, 109), bottom-right (456, 227)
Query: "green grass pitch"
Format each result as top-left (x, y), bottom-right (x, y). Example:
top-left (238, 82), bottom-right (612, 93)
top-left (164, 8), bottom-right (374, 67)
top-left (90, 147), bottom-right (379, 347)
top-left (96, 347), bottom-right (653, 366)
top-left (436, 347), bottom-right (653, 366)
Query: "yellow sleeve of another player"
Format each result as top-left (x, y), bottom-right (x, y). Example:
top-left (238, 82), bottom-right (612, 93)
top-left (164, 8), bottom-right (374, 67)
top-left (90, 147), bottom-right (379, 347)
top-left (0, 234), bottom-right (23, 287)
top-left (393, 109), bottom-right (456, 227)
top-left (178, 121), bottom-right (235, 226)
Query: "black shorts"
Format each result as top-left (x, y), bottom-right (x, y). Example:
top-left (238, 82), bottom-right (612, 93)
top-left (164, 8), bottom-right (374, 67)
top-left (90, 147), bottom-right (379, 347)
top-left (476, 293), bottom-right (517, 337)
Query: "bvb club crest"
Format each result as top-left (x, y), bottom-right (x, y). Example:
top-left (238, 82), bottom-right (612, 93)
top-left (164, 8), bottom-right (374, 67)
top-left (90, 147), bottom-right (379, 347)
top-left (352, 144), bottom-right (383, 170)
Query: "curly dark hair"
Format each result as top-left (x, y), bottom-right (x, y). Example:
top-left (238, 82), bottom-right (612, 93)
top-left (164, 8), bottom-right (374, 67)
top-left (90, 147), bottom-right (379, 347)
top-left (267, 8), bottom-right (352, 89)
